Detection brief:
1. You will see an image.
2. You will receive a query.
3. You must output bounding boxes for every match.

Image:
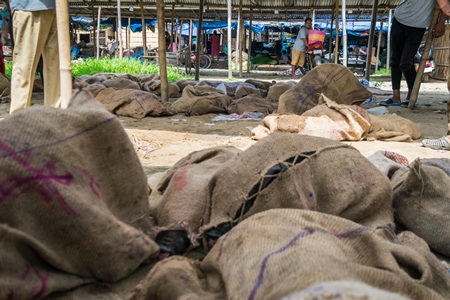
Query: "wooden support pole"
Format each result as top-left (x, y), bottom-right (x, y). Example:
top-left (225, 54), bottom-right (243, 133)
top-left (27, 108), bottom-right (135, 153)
top-left (386, 9), bottom-right (392, 70)
top-left (91, 0), bottom-right (97, 57)
top-left (227, 0), bottom-right (232, 79)
top-left (248, 9), bottom-right (252, 73)
top-left (55, 0), bottom-right (72, 109)
top-left (96, 6), bottom-right (101, 59)
top-left (329, 11), bottom-right (334, 61)
top-left (195, 0), bottom-right (205, 80)
top-left (171, 4), bottom-right (175, 51)
top-left (127, 17), bottom-right (131, 56)
top-left (409, 6), bottom-right (440, 108)
top-left (375, 20), bottom-right (383, 71)
top-left (364, 0), bottom-right (378, 80)
top-left (117, 0), bottom-right (123, 58)
top-left (140, 0), bottom-right (147, 56)
top-left (156, 0), bottom-right (168, 101)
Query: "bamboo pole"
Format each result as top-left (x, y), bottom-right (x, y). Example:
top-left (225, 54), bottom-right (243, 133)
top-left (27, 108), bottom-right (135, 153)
top-left (386, 9), bottom-right (392, 70)
top-left (409, 6), bottom-right (440, 108)
top-left (248, 9), bottom-right (252, 73)
top-left (239, 0), bottom-right (243, 77)
top-left (375, 20), bottom-right (383, 71)
top-left (227, 0), bottom-right (232, 79)
top-left (140, 0), bottom-right (147, 56)
top-left (55, 0), bottom-right (72, 109)
top-left (96, 6), bottom-right (101, 59)
top-left (196, 0), bottom-right (205, 80)
top-left (329, 11), bottom-right (334, 61)
top-left (364, 0), bottom-right (378, 80)
top-left (177, 19), bottom-right (182, 66)
top-left (156, 0), bottom-right (168, 101)
top-left (117, 0), bottom-right (123, 58)
top-left (127, 17), bottom-right (131, 56)
top-left (334, 0), bottom-right (339, 64)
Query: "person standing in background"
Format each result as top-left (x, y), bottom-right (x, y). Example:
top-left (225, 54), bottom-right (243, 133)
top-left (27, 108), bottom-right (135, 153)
top-left (378, 0), bottom-right (450, 107)
top-left (9, 0), bottom-right (60, 114)
top-left (290, 18), bottom-right (311, 77)
top-left (209, 30), bottom-right (220, 60)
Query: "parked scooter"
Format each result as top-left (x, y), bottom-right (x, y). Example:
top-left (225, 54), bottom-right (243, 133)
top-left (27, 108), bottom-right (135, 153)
top-left (414, 41), bottom-right (435, 82)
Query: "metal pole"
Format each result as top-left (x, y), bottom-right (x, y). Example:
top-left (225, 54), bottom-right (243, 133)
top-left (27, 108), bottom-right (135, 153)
top-left (55, 0), bottom-right (72, 109)
top-left (248, 10), bottom-right (252, 73)
top-left (364, 0), bottom-right (378, 80)
top-left (342, 0), bottom-right (347, 67)
top-left (227, 0), bottom-right (232, 79)
top-left (239, 0), bottom-right (243, 77)
top-left (117, 0), bottom-right (123, 58)
top-left (334, 0), bottom-right (339, 64)
top-left (386, 9), bottom-right (392, 70)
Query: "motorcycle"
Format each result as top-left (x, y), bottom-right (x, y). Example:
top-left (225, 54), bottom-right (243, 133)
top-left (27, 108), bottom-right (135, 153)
top-left (304, 30), bottom-right (326, 72)
top-left (414, 41), bottom-right (435, 82)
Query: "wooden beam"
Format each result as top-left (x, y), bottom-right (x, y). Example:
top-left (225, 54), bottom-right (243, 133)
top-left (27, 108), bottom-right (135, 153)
top-left (156, 0), bottom-right (168, 101)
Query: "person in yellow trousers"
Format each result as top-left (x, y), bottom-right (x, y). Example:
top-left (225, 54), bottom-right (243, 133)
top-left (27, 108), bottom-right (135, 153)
top-left (9, 0), bottom-right (60, 114)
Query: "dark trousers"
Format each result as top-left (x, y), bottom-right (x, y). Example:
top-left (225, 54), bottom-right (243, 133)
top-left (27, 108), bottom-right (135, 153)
top-left (390, 17), bottom-right (426, 90)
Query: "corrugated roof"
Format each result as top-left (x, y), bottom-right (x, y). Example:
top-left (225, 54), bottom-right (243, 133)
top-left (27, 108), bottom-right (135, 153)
top-left (59, 0), bottom-right (401, 21)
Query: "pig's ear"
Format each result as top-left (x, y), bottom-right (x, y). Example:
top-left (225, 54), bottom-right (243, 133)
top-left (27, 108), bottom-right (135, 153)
top-left (68, 88), bottom-right (96, 108)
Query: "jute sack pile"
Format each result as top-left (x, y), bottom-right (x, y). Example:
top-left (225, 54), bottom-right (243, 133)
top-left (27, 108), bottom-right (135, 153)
top-left (234, 84), bottom-right (262, 99)
top-left (151, 147), bottom-right (242, 256)
top-left (133, 73), bottom-right (160, 83)
top-left (196, 80), bottom-right (255, 98)
top-left (129, 210), bottom-right (450, 300)
top-left (96, 88), bottom-right (173, 119)
top-left (392, 158), bottom-right (450, 257)
top-left (142, 80), bottom-right (180, 98)
top-left (0, 90), bottom-right (160, 299)
top-left (227, 94), bottom-right (276, 116)
top-left (244, 78), bottom-right (275, 91)
top-left (102, 77), bottom-right (141, 90)
top-left (171, 85), bottom-right (232, 115)
top-left (84, 83), bottom-right (107, 97)
top-left (278, 63), bottom-right (372, 115)
top-left (201, 133), bottom-right (394, 241)
top-left (266, 80), bottom-right (296, 102)
top-left (175, 79), bottom-right (198, 91)
top-left (0, 72), bottom-right (10, 96)
top-left (366, 113), bottom-right (423, 141)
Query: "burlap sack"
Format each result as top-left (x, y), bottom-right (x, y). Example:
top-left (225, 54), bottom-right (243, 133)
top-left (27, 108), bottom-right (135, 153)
top-left (227, 95), bottom-right (275, 116)
top-left (32, 77), bottom-right (44, 93)
top-left (201, 133), bottom-right (393, 239)
top-left (0, 72), bottom-right (10, 96)
top-left (366, 150), bottom-right (408, 178)
top-left (97, 89), bottom-right (173, 119)
top-left (196, 80), bottom-right (254, 98)
top-left (142, 80), bottom-right (180, 98)
top-left (234, 84), bottom-right (262, 99)
top-left (102, 78), bottom-right (141, 90)
top-left (244, 79), bottom-right (274, 91)
top-left (392, 158), bottom-right (450, 257)
top-left (171, 85), bottom-right (231, 114)
top-left (251, 114), bottom-right (348, 141)
top-left (85, 83), bottom-right (107, 97)
top-left (176, 79), bottom-right (198, 91)
top-left (95, 87), bottom-right (117, 103)
top-left (0, 90), bottom-right (160, 299)
top-left (367, 114), bottom-right (423, 141)
top-left (129, 210), bottom-right (450, 300)
top-left (278, 64), bottom-right (373, 115)
top-left (152, 147), bottom-right (242, 256)
top-left (75, 74), bottom-right (106, 85)
top-left (133, 74), bottom-right (160, 83)
top-left (266, 81), bottom-right (296, 102)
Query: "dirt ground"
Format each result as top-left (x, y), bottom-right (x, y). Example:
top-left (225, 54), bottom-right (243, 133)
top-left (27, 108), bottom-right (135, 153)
top-left (1, 69), bottom-right (450, 177)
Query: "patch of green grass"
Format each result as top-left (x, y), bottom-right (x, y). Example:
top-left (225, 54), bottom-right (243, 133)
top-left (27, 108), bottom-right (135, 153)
top-left (373, 67), bottom-right (391, 76)
top-left (227, 77), bottom-right (237, 81)
top-left (4, 58), bottom-right (192, 82)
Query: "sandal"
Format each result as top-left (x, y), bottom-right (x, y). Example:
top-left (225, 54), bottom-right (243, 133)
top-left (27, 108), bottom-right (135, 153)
top-left (400, 99), bottom-right (419, 108)
top-left (422, 136), bottom-right (450, 150)
top-left (378, 98), bottom-right (401, 106)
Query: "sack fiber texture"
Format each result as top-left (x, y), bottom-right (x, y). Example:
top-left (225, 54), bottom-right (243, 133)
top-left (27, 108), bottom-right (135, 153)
top-left (0, 90), bottom-right (160, 299)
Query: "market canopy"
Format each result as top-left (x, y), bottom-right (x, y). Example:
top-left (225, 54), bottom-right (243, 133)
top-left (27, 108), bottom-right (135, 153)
top-left (49, 0), bottom-right (402, 22)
